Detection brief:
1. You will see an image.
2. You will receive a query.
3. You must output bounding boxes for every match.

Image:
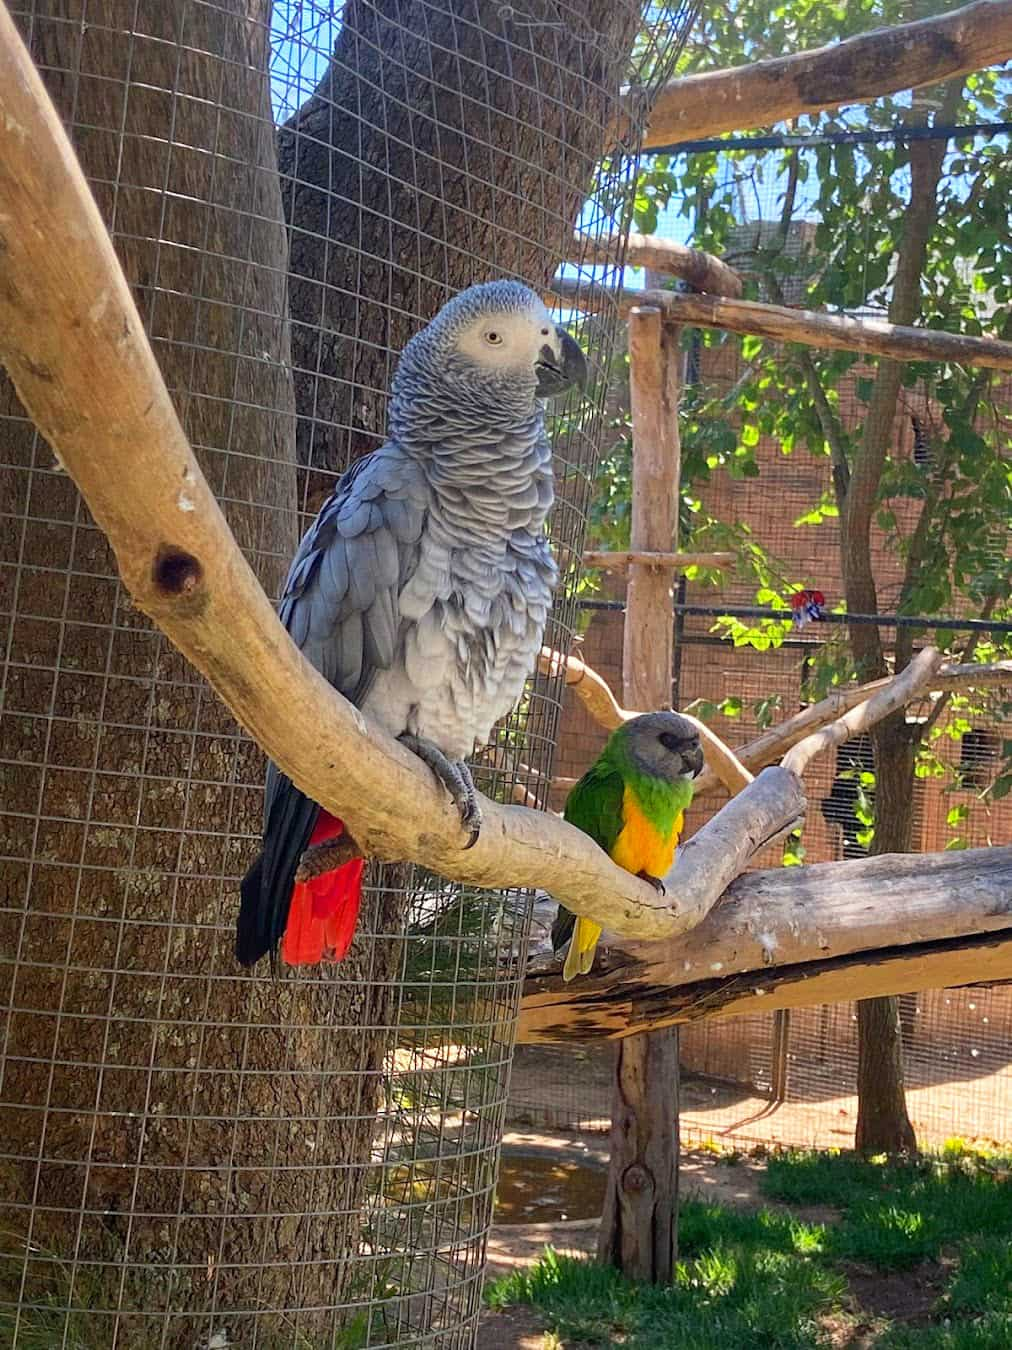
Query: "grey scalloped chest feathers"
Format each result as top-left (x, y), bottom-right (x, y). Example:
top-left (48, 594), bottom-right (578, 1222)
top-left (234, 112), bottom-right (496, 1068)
top-left (284, 408), bottom-right (557, 761)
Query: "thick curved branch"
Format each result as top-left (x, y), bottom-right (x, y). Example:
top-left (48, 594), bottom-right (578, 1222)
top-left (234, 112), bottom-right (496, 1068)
top-left (640, 0), bottom-right (1012, 148)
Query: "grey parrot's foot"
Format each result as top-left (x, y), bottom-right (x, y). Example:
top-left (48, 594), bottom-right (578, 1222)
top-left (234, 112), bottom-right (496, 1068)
top-left (637, 870), bottom-right (666, 896)
top-left (399, 734), bottom-right (482, 848)
top-left (295, 833), bottom-right (362, 883)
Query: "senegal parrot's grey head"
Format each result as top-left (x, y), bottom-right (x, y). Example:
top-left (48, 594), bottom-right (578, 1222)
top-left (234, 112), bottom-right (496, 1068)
top-left (615, 711), bottom-right (704, 783)
top-left (392, 281), bottom-right (588, 432)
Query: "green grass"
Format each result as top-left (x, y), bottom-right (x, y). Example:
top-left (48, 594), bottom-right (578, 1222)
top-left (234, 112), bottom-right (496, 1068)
top-left (488, 1201), bottom-right (844, 1348)
top-left (486, 1146), bottom-right (1012, 1349)
top-left (762, 1145), bottom-right (1012, 1271)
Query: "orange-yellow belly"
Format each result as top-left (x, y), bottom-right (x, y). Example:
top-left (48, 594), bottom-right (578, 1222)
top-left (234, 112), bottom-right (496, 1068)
top-left (610, 787), bottom-right (683, 879)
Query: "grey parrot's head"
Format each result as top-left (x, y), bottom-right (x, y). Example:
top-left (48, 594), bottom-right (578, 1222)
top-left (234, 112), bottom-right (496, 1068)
top-left (394, 281), bottom-right (588, 420)
top-left (613, 711), bottom-right (704, 784)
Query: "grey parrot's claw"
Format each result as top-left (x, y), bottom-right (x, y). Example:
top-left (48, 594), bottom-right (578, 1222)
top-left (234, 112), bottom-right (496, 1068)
top-left (459, 800), bottom-right (482, 850)
top-left (453, 759), bottom-right (482, 847)
top-left (398, 734), bottom-right (482, 848)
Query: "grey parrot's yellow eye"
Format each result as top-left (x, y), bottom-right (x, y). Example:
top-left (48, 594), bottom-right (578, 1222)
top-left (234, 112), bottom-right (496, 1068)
top-left (484, 330), bottom-right (503, 346)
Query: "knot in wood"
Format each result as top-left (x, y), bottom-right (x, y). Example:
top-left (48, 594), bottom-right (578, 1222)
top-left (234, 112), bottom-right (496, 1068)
top-left (621, 1163), bottom-right (653, 1195)
top-left (153, 546), bottom-right (203, 596)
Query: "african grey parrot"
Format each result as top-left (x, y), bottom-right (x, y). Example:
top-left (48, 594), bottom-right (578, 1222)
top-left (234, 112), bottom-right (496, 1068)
top-left (237, 280), bottom-right (587, 967)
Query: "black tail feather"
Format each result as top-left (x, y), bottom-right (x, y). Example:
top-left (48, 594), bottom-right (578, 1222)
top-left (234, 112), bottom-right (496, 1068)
top-left (236, 770), bottom-right (319, 967)
top-left (550, 905), bottom-right (576, 955)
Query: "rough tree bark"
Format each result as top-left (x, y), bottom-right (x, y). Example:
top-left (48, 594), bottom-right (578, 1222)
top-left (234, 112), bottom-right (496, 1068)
top-left (0, 0), bottom-right (648, 1340)
top-left (838, 84), bottom-right (963, 1157)
top-left (1, 2), bottom-right (398, 1342)
top-left (0, 2), bottom-right (320, 1340)
top-left (278, 0), bottom-right (641, 481)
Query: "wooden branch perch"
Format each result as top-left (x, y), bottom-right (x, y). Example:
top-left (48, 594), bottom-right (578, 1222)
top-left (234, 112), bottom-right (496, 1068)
top-left (573, 231), bottom-right (743, 298)
top-left (641, 0), bottom-right (1012, 148)
top-left (783, 647), bottom-right (944, 776)
top-left (0, 9), bottom-right (797, 947)
top-left (691, 658), bottom-right (1012, 796)
top-left (552, 280), bottom-right (1012, 371)
top-left (519, 846), bottom-right (1012, 1041)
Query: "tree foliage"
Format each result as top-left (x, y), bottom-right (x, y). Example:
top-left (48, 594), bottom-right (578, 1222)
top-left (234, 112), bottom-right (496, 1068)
top-left (589, 0), bottom-right (1012, 1152)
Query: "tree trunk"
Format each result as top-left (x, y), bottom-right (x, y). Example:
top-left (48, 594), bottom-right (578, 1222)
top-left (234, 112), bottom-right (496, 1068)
top-left (1, 1), bottom-right (648, 1342)
top-left (278, 0), bottom-right (641, 482)
top-left (855, 712), bottom-right (918, 1155)
top-left (0, 3), bottom-right (388, 1342)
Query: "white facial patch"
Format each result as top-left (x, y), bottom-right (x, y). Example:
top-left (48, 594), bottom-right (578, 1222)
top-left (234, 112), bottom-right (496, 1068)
top-left (455, 306), bottom-right (557, 374)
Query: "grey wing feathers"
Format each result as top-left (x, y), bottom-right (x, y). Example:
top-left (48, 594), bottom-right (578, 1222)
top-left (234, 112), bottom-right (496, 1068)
top-left (278, 444), bottom-right (426, 707)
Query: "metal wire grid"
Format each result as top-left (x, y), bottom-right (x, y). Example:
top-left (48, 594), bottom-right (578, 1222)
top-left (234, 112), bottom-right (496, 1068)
top-left (0, 1), bottom-right (701, 1345)
top-left (509, 295), bottom-right (1012, 1155)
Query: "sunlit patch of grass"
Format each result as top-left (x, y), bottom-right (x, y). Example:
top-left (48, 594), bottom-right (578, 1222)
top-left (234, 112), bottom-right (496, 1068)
top-left (487, 1201), bottom-right (843, 1349)
top-left (761, 1146), bottom-right (1012, 1271)
top-left (488, 1149), bottom-right (1012, 1348)
top-left (877, 1313), bottom-right (1012, 1349)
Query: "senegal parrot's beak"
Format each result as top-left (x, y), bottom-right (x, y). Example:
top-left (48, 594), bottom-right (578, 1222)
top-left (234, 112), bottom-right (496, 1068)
top-left (685, 742), bottom-right (705, 779)
top-left (535, 326), bottom-right (588, 399)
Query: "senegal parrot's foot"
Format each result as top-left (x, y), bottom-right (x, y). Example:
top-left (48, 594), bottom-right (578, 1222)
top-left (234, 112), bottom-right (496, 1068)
top-left (637, 870), bottom-right (666, 895)
top-left (295, 833), bottom-right (362, 883)
top-left (398, 734), bottom-right (482, 848)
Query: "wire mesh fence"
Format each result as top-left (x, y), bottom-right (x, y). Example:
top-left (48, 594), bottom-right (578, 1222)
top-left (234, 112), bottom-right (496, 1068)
top-left (0, 1), bottom-right (702, 1345)
top-left (512, 117), bottom-right (1012, 1158)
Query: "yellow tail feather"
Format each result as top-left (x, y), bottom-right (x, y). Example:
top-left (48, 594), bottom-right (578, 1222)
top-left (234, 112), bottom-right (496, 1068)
top-left (562, 915), bottom-right (602, 983)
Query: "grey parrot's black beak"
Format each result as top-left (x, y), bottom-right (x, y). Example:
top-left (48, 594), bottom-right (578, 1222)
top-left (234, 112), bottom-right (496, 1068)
top-left (535, 326), bottom-right (588, 399)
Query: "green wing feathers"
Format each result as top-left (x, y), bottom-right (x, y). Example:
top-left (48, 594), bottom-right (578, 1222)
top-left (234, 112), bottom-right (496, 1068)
top-left (551, 762), bottom-right (625, 981)
top-left (563, 760), bottom-right (626, 852)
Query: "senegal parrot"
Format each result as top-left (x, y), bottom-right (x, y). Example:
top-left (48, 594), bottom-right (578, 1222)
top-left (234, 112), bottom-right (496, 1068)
top-left (551, 712), bottom-right (704, 982)
top-left (237, 280), bottom-right (587, 968)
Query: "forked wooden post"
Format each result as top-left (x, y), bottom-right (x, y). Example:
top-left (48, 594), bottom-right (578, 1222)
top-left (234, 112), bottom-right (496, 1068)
top-left (598, 304), bottom-right (683, 1283)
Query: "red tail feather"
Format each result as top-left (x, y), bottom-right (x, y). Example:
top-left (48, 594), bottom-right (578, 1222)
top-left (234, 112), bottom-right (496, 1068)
top-left (281, 811), bottom-right (365, 966)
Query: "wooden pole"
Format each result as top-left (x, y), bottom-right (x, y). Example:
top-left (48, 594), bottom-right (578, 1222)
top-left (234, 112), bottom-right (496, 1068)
top-left (598, 306), bottom-right (682, 1283)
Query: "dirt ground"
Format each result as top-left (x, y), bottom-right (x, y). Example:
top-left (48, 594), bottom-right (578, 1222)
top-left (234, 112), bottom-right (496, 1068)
top-left (507, 1043), bottom-right (1012, 1154)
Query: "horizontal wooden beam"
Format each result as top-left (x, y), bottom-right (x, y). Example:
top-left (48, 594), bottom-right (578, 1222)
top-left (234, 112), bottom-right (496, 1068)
top-left (522, 929), bottom-right (1012, 1041)
top-left (584, 550), bottom-right (735, 570)
top-left (552, 279), bottom-right (1012, 371)
top-left (573, 231), bottom-right (743, 298)
top-left (518, 845), bottom-right (1012, 1042)
top-left (641, 0), bottom-right (1012, 148)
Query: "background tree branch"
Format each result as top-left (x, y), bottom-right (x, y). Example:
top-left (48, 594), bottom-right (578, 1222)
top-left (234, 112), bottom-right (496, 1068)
top-left (550, 280), bottom-right (1012, 370)
top-left (639, 0), bottom-right (1012, 147)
